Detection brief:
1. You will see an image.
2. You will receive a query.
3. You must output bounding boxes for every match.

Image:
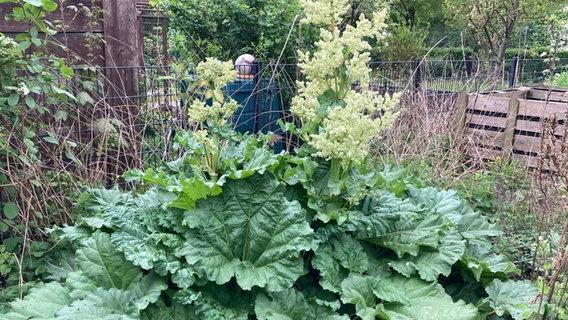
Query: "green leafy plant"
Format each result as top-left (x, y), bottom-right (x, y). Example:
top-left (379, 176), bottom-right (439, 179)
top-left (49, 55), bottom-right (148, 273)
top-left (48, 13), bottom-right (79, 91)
top-left (0, 0), bottom-right (99, 303)
top-left (0, 0), bottom-right (550, 318)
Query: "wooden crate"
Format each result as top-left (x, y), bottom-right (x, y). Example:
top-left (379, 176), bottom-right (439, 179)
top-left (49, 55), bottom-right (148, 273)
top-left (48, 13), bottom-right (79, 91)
top-left (456, 87), bottom-right (568, 169)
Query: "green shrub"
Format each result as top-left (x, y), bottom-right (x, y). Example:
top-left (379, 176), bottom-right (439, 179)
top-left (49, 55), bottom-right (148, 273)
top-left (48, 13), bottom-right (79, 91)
top-left (552, 71), bottom-right (568, 87)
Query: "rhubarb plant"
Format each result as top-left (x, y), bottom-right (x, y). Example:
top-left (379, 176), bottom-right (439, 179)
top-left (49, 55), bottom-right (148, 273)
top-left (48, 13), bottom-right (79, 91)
top-left (0, 0), bottom-right (548, 319)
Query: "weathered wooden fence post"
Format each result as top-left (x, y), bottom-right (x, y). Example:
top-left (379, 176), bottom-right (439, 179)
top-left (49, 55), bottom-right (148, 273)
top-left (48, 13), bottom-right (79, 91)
top-left (102, 0), bottom-right (143, 180)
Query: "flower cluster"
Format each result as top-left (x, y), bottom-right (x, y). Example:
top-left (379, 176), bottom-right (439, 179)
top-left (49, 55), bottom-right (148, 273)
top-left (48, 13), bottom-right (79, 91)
top-left (291, 0), bottom-right (397, 171)
top-left (298, 0), bottom-right (349, 26)
top-left (187, 99), bottom-right (238, 125)
top-left (195, 57), bottom-right (237, 89)
top-left (187, 57), bottom-right (240, 126)
top-left (310, 91), bottom-right (399, 168)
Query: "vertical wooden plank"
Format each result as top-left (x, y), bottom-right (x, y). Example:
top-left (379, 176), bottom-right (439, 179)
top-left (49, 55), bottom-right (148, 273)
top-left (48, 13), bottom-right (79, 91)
top-left (454, 91), bottom-right (469, 136)
top-left (102, 0), bottom-right (142, 67)
top-left (501, 94), bottom-right (520, 160)
top-left (101, 0), bottom-right (143, 180)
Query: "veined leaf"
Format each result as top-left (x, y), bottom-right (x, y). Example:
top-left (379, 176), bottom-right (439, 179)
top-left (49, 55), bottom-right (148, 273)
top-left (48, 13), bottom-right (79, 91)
top-left (340, 274), bottom-right (380, 320)
top-left (55, 288), bottom-right (139, 320)
top-left (484, 279), bottom-right (542, 320)
top-left (461, 240), bottom-right (519, 281)
top-left (125, 168), bottom-right (221, 210)
top-left (255, 288), bottom-right (347, 320)
top-left (141, 298), bottom-right (198, 320)
top-left (407, 186), bottom-right (500, 239)
top-left (388, 229), bottom-right (465, 281)
top-left (175, 283), bottom-right (254, 320)
top-left (131, 272), bottom-right (168, 310)
top-left (381, 275), bottom-right (479, 320)
top-left (7, 282), bottom-right (70, 319)
top-left (458, 212), bottom-right (501, 239)
top-left (348, 192), bottom-right (448, 257)
top-left (221, 136), bottom-right (280, 180)
top-left (71, 231), bottom-right (143, 292)
top-left (176, 173), bottom-right (314, 291)
top-left (312, 241), bottom-right (348, 293)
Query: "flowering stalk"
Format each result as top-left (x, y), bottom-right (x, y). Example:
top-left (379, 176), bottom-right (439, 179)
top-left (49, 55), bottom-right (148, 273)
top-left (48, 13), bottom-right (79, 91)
top-left (292, 0), bottom-right (400, 179)
top-left (186, 58), bottom-right (238, 181)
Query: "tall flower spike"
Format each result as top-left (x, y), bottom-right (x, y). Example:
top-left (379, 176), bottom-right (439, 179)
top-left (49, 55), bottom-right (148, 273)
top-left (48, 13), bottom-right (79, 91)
top-left (293, 0), bottom-right (399, 174)
top-left (299, 0), bottom-right (349, 26)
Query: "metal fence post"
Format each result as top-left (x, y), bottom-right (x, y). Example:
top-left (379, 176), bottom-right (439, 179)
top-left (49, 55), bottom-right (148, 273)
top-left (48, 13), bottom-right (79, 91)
top-left (252, 61), bottom-right (263, 133)
top-left (413, 58), bottom-right (421, 92)
top-left (465, 52), bottom-right (473, 77)
top-left (509, 57), bottom-right (518, 88)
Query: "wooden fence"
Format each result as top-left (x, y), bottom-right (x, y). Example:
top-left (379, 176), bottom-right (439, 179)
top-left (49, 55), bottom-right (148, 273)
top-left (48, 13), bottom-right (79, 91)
top-left (456, 87), bottom-right (568, 169)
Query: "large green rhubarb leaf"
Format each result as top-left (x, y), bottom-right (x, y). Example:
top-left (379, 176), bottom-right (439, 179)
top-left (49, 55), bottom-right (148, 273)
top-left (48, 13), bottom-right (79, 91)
top-left (381, 275), bottom-right (479, 320)
top-left (176, 173), bottom-right (314, 291)
top-left (255, 288), bottom-right (348, 320)
top-left (461, 240), bottom-right (519, 281)
top-left (125, 168), bottom-right (222, 210)
top-left (388, 229), bottom-right (465, 281)
top-left (407, 186), bottom-right (500, 239)
top-left (141, 299), bottom-right (198, 320)
top-left (348, 192), bottom-right (448, 257)
top-left (484, 279), bottom-right (542, 320)
top-left (174, 282), bottom-right (254, 319)
top-left (69, 231), bottom-right (142, 293)
top-left (55, 288), bottom-right (139, 320)
top-left (340, 274), bottom-right (382, 320)
top-left (2, 282), bottom-right (70, 320)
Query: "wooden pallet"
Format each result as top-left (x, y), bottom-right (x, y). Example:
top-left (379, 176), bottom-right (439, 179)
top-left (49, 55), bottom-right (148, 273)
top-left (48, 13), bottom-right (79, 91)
top-left (455, 87), bottom-right (568, 169)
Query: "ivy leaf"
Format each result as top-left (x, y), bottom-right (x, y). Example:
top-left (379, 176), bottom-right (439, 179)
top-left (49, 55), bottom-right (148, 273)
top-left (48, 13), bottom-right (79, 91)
top-left (176, 173), bottom-right (314, 291)
top-left (3, 202), bottom-right (18, 220)
top-left (484, 279), bottom-right (542, 320)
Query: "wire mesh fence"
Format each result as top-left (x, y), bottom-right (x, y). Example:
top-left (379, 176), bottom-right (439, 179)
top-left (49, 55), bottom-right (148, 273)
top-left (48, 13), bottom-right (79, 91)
top-left (16, 57), bottom-right (566, 184)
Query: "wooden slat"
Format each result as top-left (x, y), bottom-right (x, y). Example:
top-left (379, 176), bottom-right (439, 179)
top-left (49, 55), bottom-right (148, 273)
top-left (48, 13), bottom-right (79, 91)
top-left (515, 119), bottom-right (565, 136)
top-left (517, 98), bottom-right (568, 120)
top-left (466, 113), bottom-right (507, 129)
top-left (527, 87), bottom-right (568, 103)
top-left (103, 0), bottom-right (142, 67)
top-left (465, 128), bottom-right (505, 149)
top-left (510, 153), bottom-right (542, 169)
top-left (512, 134), bottom-right (545, 155)
top-left (502, 93), bottom-right (522, 161)
top-left (467, 94), bottom-right (509, 114)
